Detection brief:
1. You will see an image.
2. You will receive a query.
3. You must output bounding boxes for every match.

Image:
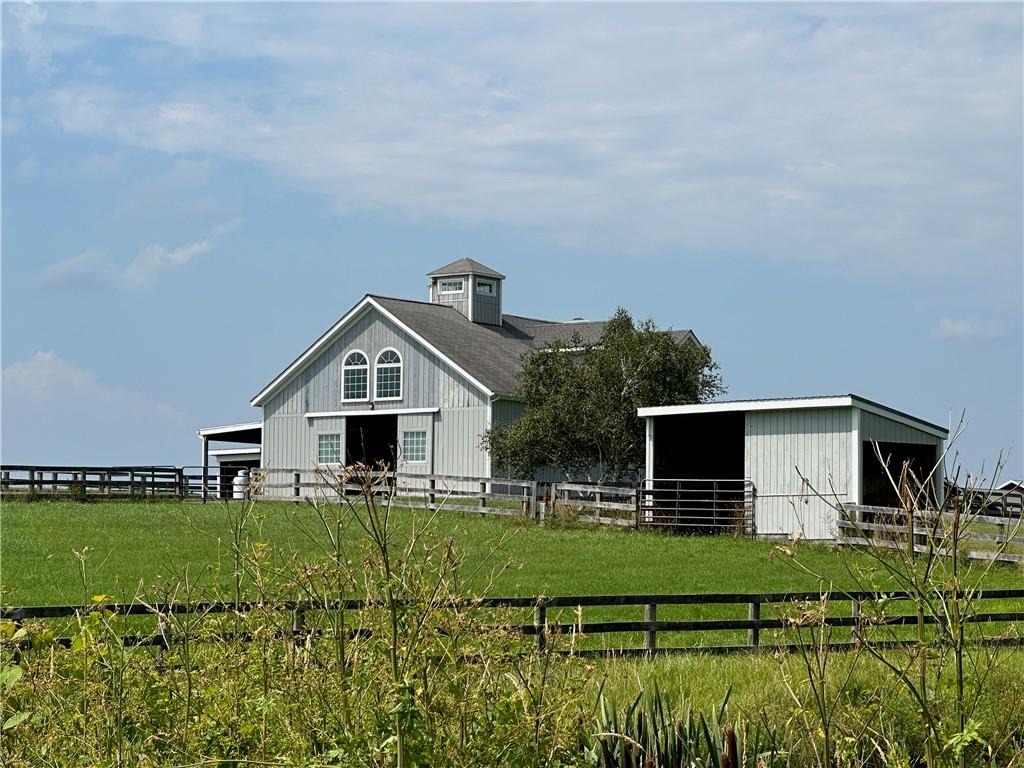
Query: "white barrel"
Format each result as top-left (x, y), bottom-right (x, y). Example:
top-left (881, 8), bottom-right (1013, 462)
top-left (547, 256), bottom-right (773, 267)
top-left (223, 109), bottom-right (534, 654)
top-left (232, 469), bottom-right (249, 500)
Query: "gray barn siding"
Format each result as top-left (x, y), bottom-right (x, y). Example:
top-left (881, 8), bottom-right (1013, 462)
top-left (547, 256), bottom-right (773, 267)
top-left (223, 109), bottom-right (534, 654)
top-left (259, 306), bottom-right (490, 496)
top-left (262, 309), bottom-right (486, 418)
top-left (491, 398), bottom-right (524, 426)
top-left (430, 280), bottom-right (469, 319)
top-left (433, 406), bottom-right (490, 479)
top-left (473, 278), bottom-right (502, 325)
top-left (745, 407), bottom-right (852, 540)
top-left (860, 411), bottom-right (940, 445)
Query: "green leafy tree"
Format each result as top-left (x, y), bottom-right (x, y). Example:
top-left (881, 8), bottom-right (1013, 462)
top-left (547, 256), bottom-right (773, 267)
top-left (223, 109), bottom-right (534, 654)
top-left (484, 308), bottom-right (724, 482)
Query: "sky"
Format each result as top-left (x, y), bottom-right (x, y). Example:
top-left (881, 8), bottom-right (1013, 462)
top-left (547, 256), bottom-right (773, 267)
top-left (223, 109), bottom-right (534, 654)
top-left (2, 2), bottom-right (1022, 482)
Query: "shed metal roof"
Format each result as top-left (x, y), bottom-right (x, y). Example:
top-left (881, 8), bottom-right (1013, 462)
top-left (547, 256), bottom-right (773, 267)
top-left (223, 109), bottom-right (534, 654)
top-left (638, 395), bottom-right (949, 439)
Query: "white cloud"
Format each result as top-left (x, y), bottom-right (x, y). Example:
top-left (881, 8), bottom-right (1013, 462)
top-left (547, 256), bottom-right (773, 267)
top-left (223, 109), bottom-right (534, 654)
top-left (39, 219), bottom-right (238, 290)
top-left (2, 351), bottom-right (102, 403)
top-left (0, 352), bottom-right (194, 465)
top-left (8, 4), bottom-right (1024, 274)
top-left (935, 316), bottom-right (1007, 342)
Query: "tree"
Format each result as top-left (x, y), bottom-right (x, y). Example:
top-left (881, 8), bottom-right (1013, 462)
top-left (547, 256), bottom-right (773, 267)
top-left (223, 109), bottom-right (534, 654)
top-left (483, 308), bottom-right (724, 482)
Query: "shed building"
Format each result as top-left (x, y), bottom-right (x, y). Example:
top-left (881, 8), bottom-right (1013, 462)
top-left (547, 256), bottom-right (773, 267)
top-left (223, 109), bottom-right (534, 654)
top-left (638, 395), bottom-right (949, 540)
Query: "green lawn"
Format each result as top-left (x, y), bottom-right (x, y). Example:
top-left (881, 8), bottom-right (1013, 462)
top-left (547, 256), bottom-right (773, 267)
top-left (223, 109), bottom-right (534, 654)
top-left (3, 498), bottom-right (1020, 604)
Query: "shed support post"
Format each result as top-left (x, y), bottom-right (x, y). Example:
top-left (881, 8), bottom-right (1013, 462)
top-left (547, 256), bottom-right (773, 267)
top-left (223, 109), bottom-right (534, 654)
top-left (202, 436), bottom-right (210, 503)
top-left (644, 603), bottom-right (657, 653)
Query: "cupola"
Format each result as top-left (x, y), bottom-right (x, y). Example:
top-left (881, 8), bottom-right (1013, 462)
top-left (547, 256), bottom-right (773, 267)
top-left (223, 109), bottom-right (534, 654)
top-left (426, 258), bottom-right (505, 325)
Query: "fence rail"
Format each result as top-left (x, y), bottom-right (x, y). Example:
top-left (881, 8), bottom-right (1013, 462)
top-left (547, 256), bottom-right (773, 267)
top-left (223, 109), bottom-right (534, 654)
top-left (5, 588), bottom-right (1023, 657)
top-left (838, 504), bottom-right (1024, 564)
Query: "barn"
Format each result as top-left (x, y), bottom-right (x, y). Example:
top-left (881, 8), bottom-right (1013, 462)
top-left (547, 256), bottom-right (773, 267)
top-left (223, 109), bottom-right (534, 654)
top-left (638, 395), bottom-right (949, 540)
top-left (200, 258), bottom-right (698, 497)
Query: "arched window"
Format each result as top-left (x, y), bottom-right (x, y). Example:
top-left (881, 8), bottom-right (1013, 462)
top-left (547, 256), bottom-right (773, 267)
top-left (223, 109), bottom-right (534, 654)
top-left (342, 350), bottom-right (369, 401)
top-left (375, 348), bottom-right (402, 400)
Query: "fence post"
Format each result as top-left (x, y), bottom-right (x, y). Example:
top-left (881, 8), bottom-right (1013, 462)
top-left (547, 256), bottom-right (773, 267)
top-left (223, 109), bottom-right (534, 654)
top-left (28, 469), bottom-right (35, 496)
top-left (429, 477), bottom-right (436, 510)
top-left (644, 603), bottom-right (657, 653)
top-left (534, 603), bottom-right (547, 652)
top-left (479, 481), bottom-right (487, 511)
top-left (522, 485), bottom-right (529, 517)
top-left (531, 482), bottom-right (539, 522)
top-left (293, 472), bottom-right (301, 500)
top-left (292, 604), bottom-right (306, 647)
top-left (851, 599), bottom-right (863, 646)
top-left (129, 470), bottom-right (136, 497)
top-left (747, 600), bottom-right (761, 648)
top-left (1, 471), bottom-right (9, 493)
top-left (156, 614), bottom-right (171, 667)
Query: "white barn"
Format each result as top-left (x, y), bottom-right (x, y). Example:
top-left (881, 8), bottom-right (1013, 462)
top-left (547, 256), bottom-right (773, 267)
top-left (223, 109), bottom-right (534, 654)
top-left (638, 395), bottom-right (949, 540)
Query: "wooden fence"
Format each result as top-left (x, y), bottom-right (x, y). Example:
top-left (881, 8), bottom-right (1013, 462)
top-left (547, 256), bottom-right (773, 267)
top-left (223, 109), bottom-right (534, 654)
top-left (838, 504), bottom-right (1024, 564)
top-left (4, 589), bottom-right (1022, 658)
top-left (0, 465), bottom-right (186, 499)
top-left (546, 482), bottom-right (638, 526)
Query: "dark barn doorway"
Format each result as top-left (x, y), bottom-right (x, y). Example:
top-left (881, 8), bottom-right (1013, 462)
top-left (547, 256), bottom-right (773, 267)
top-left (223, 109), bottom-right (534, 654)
top-left (647, 412), bottom-right (747, 533)
top-left (346, 414), bottom-right (399, 468)
top-left (862, 441), bottom-right (940, 508)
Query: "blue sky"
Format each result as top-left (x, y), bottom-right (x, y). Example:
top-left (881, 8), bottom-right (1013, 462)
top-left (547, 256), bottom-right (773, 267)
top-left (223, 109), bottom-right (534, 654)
top-left (2, 2), bottom-right (1022, 481)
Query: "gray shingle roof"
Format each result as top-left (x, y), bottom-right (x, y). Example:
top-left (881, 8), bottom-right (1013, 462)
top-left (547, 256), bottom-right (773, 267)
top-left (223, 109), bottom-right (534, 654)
top-left (426, 258), bottom-right (506, 279)
top-left (373, 296), bottom-right (694, 397)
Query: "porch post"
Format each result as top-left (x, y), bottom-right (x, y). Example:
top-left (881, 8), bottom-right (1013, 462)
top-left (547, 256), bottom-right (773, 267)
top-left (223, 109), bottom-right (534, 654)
top-left (202, 435), bottom-right (210, 502)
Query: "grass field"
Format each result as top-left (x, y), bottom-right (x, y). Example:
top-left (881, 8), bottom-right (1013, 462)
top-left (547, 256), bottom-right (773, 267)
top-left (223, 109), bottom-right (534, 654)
top-left (4, 498), bottom-right (1022, 606)
top-left (4, 497), bottom-right (1023, 765)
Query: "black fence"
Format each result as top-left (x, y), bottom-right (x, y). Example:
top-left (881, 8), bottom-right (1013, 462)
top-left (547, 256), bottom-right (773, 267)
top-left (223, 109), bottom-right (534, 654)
top-left (5, 588), bottom-right (1023, 658)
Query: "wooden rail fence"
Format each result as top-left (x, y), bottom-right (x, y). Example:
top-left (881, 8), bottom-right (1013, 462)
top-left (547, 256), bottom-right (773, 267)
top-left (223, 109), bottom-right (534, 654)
top-left (838, 503), bottom-right (1024, 564)
top-left (5, 589), bottom-right (1022, 658)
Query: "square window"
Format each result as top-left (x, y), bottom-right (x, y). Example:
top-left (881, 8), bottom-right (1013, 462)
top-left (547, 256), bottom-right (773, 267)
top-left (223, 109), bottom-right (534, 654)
top-left (318, 433), bottom-right (341, 464)
top-left (439, 279), bottom-right (464, 294)
top-left (402, 430), bottom-right (427, 463)
top-left (476, 279), bottom-right (495, 295)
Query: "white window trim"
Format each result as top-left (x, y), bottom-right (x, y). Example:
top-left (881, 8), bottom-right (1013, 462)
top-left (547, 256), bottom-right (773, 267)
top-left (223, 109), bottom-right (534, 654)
top-left (476, 279), bottom-right (495, 295)
top-left (402, 430), bottom-right (428, 464)
top-left (341, 348), bottom-right (370, 403)
top-left (373, 346), bottom-right (403, 402)
top-left (438, 278), bottom-right (464, 294)
top-left (317, 432), bottom-right (342, 466)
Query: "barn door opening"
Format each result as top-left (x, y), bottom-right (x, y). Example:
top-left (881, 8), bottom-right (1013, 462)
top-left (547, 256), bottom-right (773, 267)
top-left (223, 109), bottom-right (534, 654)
top-left (345, 414), bottom-right (399, 468)
top-left (861, 440), bottom-right (940, 507)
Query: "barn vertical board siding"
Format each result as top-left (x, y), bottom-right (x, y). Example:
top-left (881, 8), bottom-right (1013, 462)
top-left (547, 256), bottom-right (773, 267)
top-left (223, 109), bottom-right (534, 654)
top-left (260, 305), bottom-right (490, 495)
top-left (745, 407), bottom-right (852, 539)
top-left (859, 412), bottom-right (940, 445)
top-left (433, 406), bottom-right (490, 489)
top-left (473, 278), bottom-right (502, 325)
top-left (430, 279), bottom-right (469, 319)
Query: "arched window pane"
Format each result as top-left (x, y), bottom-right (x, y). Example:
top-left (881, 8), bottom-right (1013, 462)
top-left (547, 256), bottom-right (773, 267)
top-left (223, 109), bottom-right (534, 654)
top-left (376, 349), bottom-right (402, 399)
top-left (342, 350), bottom-right (368, 400)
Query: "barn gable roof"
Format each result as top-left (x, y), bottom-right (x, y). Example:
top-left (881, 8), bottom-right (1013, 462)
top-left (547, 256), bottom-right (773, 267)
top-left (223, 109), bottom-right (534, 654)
top-left (251, 294), bottom-right (696, 406)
